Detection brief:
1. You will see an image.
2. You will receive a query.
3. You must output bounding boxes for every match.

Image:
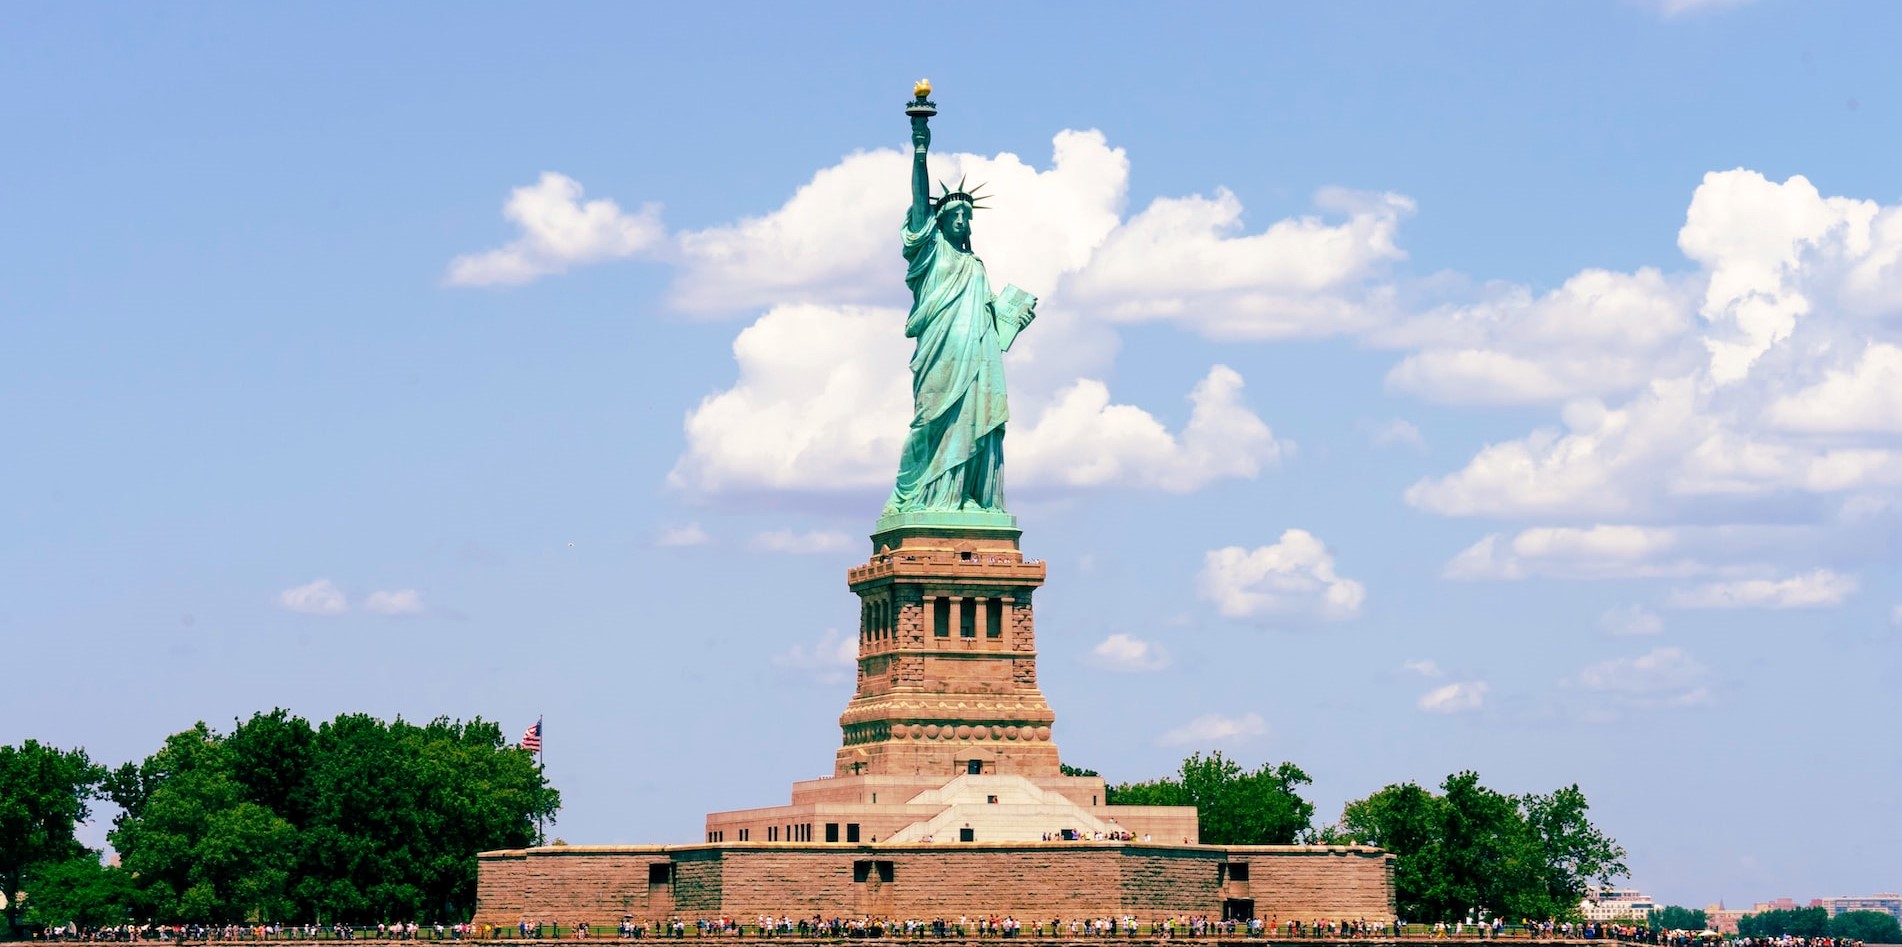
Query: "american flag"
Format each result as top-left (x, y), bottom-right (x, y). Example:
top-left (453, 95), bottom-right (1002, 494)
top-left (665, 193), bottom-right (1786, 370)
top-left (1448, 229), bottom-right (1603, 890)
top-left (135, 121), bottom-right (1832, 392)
top-left (521, 720), bottom-right (542, 754)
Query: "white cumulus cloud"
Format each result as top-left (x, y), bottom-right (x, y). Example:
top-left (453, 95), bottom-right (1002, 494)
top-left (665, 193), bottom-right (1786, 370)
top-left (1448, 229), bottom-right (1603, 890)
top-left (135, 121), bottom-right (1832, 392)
top-left (1365, 418), bottom-right (1427, 451)
top-left (278, 578), bottom-right (347, 616)
top-left (1574, 646), bottom-right (1711, 707)
top-left (446, 172), bottom-right (665, 286)
top-left (1065, 186), bottom-right (1412, 340)
top-left (1158, 712), bottom-right (1267, 747)
top-left (1406, 382), bottom-right (1714, 521)
top-left (363, 589), bottom-right (425, 617)
top-left (1768, 343), bottom-right (1902, 433)
top-left (1085, 633), bottom-right (1171, 672)
top-left (1442, 526), bottom-right (1698, 580)
top-left (1401, 659), bottom-right (1444, 677)
top-left (1667, 569), bottom-right (1858, 609)
top-left (669, 304), bottom-right (911, 495)
top-left (1600, 604), bottom-right (1665, 636)
top-left (1680, 170), bottom-right (1886, 384)
top-left (1417, 681), bottom-right (1488, 714)
top-left (1410, 374), bottom-right (1902, 527)
top-left (1386, 268), bottom-right (1698, 406)
top-left (751, 529), bottom-right (854, 555)
top-left (1199, 528), bottom-right (1365, 621)
top-left (1409, 171), bottom-right (1902, 549)
top-left (771, 628), bottom-right (859, 686)
top-left (1010, 366), bottom-right (1287, 493)
top-left (656, 523), bottom-right (712, 547)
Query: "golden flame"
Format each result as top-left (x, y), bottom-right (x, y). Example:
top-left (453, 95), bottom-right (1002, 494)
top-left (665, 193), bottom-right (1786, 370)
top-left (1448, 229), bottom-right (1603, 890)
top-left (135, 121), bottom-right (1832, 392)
top-left (914, 78), bottom-right (932, 98)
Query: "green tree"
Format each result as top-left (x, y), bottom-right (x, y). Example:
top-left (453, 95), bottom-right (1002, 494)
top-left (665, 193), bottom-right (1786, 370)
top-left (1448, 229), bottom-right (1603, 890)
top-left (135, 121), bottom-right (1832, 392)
top-left (1520, 785), bottom-right (1627, 919)
top-left (1334, 781), bottom-right (1444, 919)
top-left (1107, 752), bottom-right (1314, 844)
top-left (106, 710), bottom-right (557, 924)
top-left (1740, 907), bottom-right (1829, 938)
top-left (0, 741), bottom-right (106, 937)
top-left (107, 725), bottom-right (298, 923)
top-left (21, 856), bottom-right (140, 930)
top-left (1434, 771), bottom-right (1546, 921)
top-left (1329, 772), bottom-right (1626, 924)
top-left (1828, 911), bottom-right (1901, 943)
top-left (1648, 906), bottom-right (1709, 931)
top-left (222, 709), bottom-right (317, 827)
top-left (294, 714), bottom-right (555, 921)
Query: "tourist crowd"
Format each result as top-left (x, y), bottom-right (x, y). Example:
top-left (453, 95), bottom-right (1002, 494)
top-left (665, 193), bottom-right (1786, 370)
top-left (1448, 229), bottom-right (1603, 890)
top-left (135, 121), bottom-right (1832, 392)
top-left (1038, 831), bottom-right (1145, 842)
top-left (25, 923), bottom-right (485, 942)
top-left (1599, 932), bottom-right (1866, 947)
top-left (18, 917), bottom-right (1871, 947)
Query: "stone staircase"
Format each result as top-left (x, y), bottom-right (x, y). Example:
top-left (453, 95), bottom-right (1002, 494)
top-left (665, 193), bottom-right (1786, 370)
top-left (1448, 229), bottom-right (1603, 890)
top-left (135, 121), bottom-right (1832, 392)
top-left (883, 775), bottom-right (1122, 843)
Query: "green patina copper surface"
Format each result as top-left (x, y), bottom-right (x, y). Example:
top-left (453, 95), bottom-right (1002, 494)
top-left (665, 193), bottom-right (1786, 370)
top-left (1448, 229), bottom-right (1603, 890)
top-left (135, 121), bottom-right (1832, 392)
top-left (878, 83), bottom-right (1037, 534)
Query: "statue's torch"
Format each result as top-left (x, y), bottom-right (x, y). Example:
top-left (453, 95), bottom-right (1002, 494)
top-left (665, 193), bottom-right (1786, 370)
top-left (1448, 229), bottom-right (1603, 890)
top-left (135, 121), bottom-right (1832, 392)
top-left (906, 78), bottom-right (936, 119)
top-left (906, 79), bottom-right (936, 153)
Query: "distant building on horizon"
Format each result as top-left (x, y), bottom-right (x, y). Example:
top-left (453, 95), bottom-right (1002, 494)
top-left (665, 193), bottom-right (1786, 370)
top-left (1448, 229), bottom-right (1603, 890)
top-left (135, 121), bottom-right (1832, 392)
top-left (1582, 886), bottom-right (1658, 922)
top-left (1820, 894), bottom-right (1902, 923)
top-left (1702, 893), bottom-right (1902, 934)
top-left (1705, 904), bottom-right (1746, 935)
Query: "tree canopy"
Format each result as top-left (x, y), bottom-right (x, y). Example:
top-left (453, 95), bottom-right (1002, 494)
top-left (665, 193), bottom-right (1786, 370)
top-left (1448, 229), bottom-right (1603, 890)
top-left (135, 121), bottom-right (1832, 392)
top-left (21, 855), bottom-right (139, 931)
top-left (1649, 905), bottom-right (1709, 931)
top-left (1737, 907), bottom-right (1902, 942)
top-left (1106, 751), bottom-right (1314, 845)
top-left (1826, 910), bottom-right (1902, 944)
top-left (0, 741), bottom-right (105, 937)
top-left (1739, 907), bottom-right (1830, 938)
top-left (1326, 771), bottom-right (1626, 923)
top-left (101, 710), bottom-right (557, 924)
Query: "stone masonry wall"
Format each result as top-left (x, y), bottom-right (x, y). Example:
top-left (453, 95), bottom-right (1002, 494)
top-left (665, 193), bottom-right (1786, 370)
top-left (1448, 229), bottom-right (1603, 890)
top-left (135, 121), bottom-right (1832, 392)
top-left (1119, 847), bottom-right (1224, 915)
top-left (1240, 847), bottom-right (1395, 922)
top-left (715, 850), bottom-right (862, 917)
top-left (500, 848), bottom-right (676, 924)
top-left (475, 844), bottom-right (1393, 927)
top-left (474, 851), bottom-right (528, 922)
top-left (671, 849), bottom-right (724, 915)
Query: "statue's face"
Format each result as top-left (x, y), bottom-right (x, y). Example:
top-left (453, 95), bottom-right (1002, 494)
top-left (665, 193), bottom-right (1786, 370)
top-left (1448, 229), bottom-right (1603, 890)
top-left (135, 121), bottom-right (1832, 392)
top-left (940, 203), bottom-right (972, 242)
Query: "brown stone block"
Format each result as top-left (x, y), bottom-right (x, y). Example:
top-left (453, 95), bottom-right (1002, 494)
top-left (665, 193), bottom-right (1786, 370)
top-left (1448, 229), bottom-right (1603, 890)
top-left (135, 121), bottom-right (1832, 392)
top-left (475, 844), bottom-right (1395, 927)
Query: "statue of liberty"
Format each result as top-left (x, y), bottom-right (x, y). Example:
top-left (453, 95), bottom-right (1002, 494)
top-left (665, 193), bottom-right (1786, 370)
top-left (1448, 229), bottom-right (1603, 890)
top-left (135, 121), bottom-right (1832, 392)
top-left (881, 81), bottom-right (1038, 524)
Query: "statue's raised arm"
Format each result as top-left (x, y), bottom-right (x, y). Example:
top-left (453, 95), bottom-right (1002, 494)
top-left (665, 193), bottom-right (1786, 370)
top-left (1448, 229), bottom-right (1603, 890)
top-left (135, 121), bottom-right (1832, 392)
top-left (908, 80), bottom-right (933, 231)
top-left (881, 81), bottom-right (1035, 529)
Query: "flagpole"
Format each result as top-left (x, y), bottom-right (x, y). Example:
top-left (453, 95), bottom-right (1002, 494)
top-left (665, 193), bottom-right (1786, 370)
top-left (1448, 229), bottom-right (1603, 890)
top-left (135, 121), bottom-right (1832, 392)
top-left (536, 716), bottom-right (546, 847)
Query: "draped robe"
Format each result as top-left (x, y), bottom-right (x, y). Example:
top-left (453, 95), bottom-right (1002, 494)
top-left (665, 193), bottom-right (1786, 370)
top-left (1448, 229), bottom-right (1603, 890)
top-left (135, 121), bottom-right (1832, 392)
top-left (882, 210), bottom-right (1030, 514)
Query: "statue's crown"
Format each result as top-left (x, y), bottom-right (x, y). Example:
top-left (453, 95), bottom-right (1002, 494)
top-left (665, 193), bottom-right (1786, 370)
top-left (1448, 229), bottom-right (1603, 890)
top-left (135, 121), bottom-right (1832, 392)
top-left (933, 176), bottom-right (989, 212)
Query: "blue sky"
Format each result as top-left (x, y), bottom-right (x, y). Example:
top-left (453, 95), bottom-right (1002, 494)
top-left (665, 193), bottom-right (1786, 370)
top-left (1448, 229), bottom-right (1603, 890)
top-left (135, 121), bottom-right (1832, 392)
top-left (5, 1), bottom-right (1901, 910)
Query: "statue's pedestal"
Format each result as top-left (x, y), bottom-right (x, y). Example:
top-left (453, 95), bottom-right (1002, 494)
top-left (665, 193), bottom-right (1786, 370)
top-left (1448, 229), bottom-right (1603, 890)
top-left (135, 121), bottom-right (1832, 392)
top-left (870, 508), bottom-right (1019, 538)
top-left (700, 521), bottom-right (1202, 847)
top-left (841, 522), bottom-right (1054, 779)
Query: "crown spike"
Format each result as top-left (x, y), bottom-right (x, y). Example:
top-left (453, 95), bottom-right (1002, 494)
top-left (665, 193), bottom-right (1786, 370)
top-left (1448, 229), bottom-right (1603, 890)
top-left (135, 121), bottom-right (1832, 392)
top-left (930, 177), bottom-right (991, 212)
